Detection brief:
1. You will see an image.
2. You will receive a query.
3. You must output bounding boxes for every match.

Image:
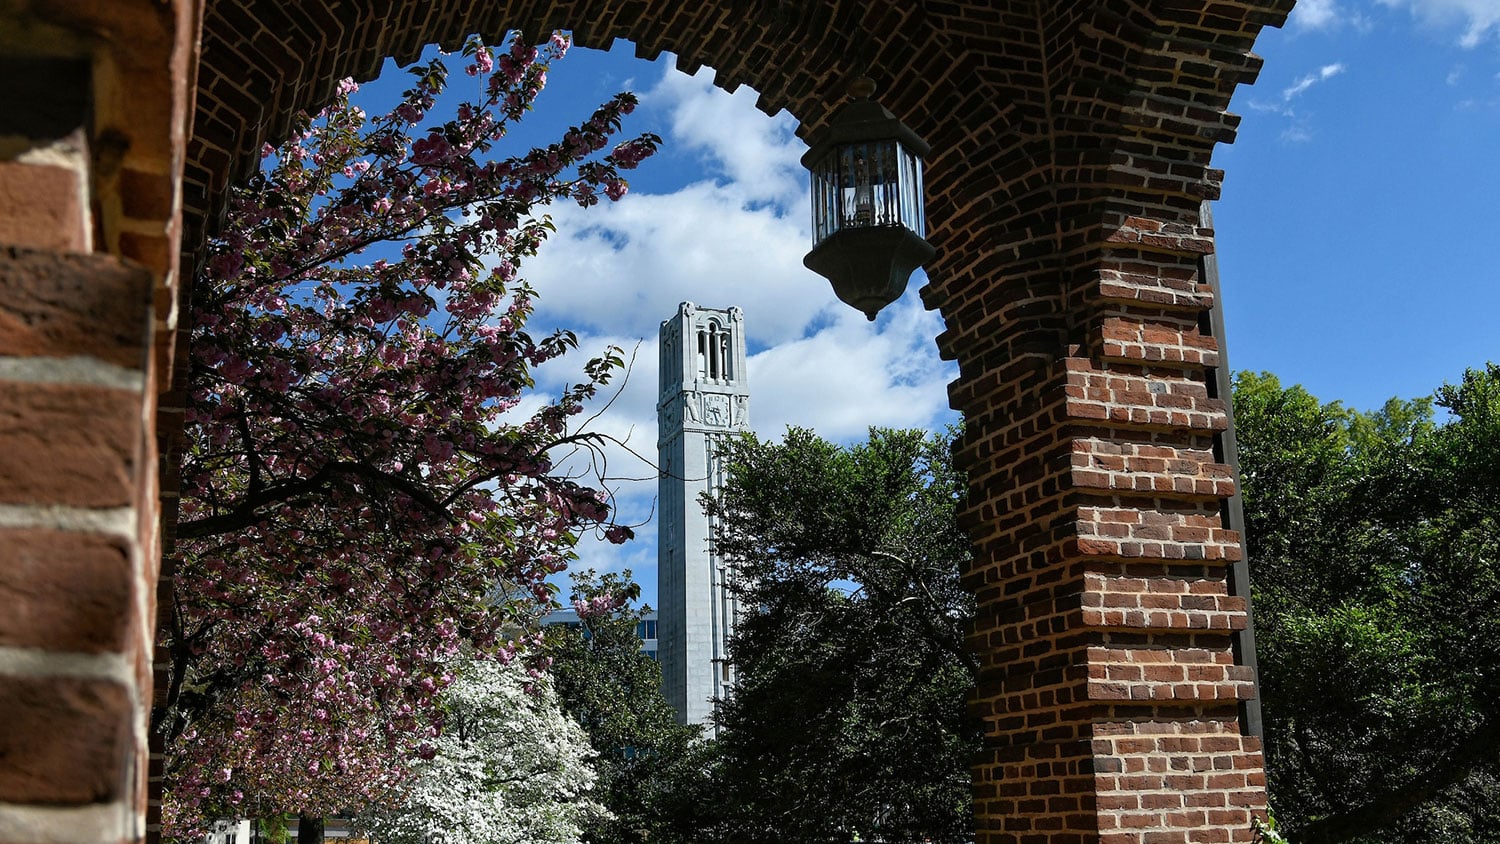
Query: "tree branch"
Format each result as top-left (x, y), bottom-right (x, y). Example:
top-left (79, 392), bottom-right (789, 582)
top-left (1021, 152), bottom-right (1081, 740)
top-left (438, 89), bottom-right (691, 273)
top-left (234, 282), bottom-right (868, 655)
top-left (178, 460), bottom-right (457, 540)
top-left (869, 550), bottom-right (980, 675)
top-left (1298, 717), bottom-right (1500, 843)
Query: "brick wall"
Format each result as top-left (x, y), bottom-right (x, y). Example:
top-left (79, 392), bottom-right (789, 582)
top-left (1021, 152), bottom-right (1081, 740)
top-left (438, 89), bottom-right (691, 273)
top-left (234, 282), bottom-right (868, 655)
top-left (0, 1), bottom-right (1290, 842)
top-left (0, 1), bottom-right (200, 841)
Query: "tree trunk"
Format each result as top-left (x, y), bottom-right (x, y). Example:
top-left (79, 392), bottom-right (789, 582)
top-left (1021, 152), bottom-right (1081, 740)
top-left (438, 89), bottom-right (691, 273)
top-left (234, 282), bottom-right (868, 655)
top-left (296, 814), bottom-right (324, 844)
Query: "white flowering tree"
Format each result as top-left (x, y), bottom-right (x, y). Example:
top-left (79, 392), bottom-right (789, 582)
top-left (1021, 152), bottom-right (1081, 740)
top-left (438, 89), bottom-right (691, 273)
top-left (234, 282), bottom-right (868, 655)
top-left (360, 655), bottom-right (606, 844)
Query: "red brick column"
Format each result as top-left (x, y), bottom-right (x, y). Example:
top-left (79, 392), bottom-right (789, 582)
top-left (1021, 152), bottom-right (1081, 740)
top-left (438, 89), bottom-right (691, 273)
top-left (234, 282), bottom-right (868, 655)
top-left (935, 213), bottom-right (1266, 844)
top-left (912, 3), bottom-right (1285, 837)
top-left (0, 246), bottom-right (155, 842)
top-left (0, 2), bottom-right (199, 841)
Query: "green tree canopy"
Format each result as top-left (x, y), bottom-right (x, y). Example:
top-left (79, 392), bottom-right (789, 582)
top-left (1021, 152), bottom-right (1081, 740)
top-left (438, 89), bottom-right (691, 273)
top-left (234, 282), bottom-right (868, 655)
top-left (699, 426), bottom-right (979, 843)
top-left (545, 571), bottom-right (702, 844)
top-left (1236, 365), bottom-right (1500, 843)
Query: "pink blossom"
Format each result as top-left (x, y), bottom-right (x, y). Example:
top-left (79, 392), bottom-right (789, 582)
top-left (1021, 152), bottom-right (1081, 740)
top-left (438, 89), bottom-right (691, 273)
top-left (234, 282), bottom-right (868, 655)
top-left (410, 133), bottom-right (452, 166)
top-left (163, 31), bottom-right (660, 838)
top-left (609, 137), bottom-right (654, 169)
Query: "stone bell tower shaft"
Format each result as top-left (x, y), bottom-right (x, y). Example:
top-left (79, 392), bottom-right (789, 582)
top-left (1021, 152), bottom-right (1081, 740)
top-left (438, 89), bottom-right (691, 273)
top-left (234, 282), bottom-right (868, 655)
top-left (657, 302), bottom-right (749, 729)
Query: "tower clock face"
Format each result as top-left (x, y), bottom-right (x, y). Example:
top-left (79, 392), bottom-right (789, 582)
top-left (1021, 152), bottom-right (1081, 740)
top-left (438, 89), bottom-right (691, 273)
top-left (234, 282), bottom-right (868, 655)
top-left (703, 394), bottom-right (730, 427)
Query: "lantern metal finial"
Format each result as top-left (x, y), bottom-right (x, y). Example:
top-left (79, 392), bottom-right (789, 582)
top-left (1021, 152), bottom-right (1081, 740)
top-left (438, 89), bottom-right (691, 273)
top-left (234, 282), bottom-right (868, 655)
top-left (802, 78), bottom-right (934, 321)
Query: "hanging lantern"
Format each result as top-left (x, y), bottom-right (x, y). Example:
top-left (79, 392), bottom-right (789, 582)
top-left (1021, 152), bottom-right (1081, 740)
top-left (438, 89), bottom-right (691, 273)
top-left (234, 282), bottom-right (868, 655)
top-left (802, 78), bottom-right (935, 321)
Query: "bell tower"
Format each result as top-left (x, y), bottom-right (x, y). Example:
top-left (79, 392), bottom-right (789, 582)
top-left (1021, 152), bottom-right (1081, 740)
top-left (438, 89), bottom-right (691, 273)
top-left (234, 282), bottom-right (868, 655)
top-left (657, 302), bottom-right (749, 729)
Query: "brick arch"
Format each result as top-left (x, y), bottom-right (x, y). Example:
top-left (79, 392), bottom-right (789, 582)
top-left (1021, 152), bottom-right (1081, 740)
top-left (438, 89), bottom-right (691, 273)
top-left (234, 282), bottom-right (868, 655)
top-left (182, 0), bottom-right (990, 263)
top-left (0, 1), bottom-right (1295, 843)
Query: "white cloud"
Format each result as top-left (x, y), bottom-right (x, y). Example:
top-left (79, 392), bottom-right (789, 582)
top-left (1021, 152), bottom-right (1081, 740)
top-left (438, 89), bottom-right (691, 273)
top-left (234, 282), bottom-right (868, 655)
top-left (1243, 98), bottom-right (1296, 116)
top-left (1245, 62), bottom-right (1344, 140)
top-left (522, 62), bottom-right (955, 437)
top-left (645, 69), bottom-right (807, 205)
top-left (745, 292), bottom-right (954, 442)
top-left (1283, 63), bottom-right (1347, 99)
top-left (1290, 0), bottom-right (1348, 30)
top-left (523, 180), bottom-right (828, 345)
top-left (1280, 124), bottom-right (1314, 143)
top-left (1292, 0), bottom-right (1500, 47)
top-left (1378, 0), bottom-right (1500, 47)
top-left (516, 61), bottom-right (957, 593)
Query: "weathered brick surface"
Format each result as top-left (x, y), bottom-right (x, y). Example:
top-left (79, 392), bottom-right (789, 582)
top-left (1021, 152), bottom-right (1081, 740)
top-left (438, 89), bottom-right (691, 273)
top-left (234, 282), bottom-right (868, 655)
top-left (0, 161), bottom-right (89, 253)
top-left (0, 674), bottom-right (133, 805)
top-left (116, 168), bottom-right (175, 223)
top-left (0, 2), bottom-right (195, 843)
top-left (0, 382), bottom-right (143, 508)
top-left (1096, 316), bottom-right (1220, 369)
top-left (0, 246), bottom-right (154, 368)
top-left (1093, 719), bottom-right (1266, 843)
top-left (0, 529), bottom-right (134, 654)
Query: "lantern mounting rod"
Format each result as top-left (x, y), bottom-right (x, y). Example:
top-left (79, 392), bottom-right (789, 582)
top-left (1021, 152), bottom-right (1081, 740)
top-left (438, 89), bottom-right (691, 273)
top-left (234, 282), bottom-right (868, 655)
top-left (848, 76), bottom-right (876, 99)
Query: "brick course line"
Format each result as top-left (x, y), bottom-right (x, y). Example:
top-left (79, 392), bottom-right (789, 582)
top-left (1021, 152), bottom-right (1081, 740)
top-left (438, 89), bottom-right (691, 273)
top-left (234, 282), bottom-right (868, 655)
top-left (0, 504), bottom-right (138, 538)
top-left (0, 357), bottom-right (146, 391)
top-left (0, 647), bottom-right (134, 684)
top-left (0, 800), bottom-right (137, 844)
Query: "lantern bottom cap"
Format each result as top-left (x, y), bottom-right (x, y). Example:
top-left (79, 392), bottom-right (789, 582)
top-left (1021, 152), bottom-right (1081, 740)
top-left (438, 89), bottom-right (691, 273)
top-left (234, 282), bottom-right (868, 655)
top-left (804, 226), bottom-right (935, 322)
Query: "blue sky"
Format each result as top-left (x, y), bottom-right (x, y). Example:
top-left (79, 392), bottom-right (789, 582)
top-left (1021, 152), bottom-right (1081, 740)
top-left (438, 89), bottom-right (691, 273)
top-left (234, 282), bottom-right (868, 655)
top-left (1213, 0), bottom-right (1500, 414)
top-left (363, 2), bottom-right (1500, 605)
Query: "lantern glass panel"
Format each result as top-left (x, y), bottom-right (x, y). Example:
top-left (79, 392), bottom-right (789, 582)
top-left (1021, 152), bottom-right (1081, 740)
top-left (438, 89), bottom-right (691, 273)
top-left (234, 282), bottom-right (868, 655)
top-left (812, 154), bottom-right (839, 244)
top-left (810, 138), bottom-right (925, 247)
top-left (899, 144), bottom-right (925, 237)
top-left (841, 141), bottom-right (893, 229)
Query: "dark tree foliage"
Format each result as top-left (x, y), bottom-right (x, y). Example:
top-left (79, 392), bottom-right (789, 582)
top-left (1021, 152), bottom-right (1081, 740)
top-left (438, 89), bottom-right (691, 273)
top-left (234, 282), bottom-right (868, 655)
top-left (545, 571), bottom-right (702, 844)
top-left (697, 426), bottom-right (980, 844)
top-left (1236, 366), bottom-right (1500, 843)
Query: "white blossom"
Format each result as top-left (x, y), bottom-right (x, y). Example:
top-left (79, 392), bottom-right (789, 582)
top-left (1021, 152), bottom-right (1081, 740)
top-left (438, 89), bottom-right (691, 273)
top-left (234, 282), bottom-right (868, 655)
top-left (361, 657), bottom-right (606, 844)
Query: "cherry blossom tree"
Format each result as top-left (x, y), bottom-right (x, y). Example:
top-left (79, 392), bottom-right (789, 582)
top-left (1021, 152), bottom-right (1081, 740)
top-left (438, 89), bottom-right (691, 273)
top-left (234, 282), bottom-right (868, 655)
top-left (158, 32), bottom-right (656, 836)
top-left (357, 655), bottom-right (605, 844)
